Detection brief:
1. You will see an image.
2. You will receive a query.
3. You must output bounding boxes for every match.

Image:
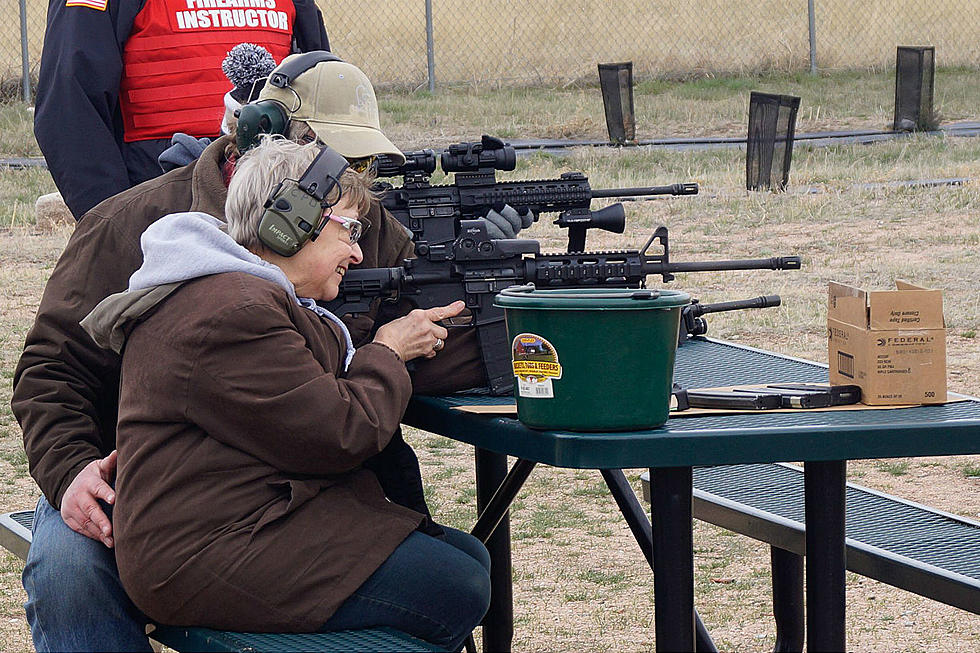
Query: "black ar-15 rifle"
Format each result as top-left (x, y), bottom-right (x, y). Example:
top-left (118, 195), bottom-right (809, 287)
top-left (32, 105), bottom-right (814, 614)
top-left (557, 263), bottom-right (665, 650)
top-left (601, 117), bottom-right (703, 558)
top-left (327, 223), bottom-right (801, 395)
top-left (374, 135), bottom-right (698, 252)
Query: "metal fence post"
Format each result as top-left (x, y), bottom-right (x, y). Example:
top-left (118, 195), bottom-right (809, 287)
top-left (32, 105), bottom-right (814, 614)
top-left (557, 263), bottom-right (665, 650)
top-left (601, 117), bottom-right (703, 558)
top-left (425, 0), bottom-right (435, 93)
top-left (808, 0), bottom-right (817, 75)
top-left (19, 0), bottom-right (32, 103)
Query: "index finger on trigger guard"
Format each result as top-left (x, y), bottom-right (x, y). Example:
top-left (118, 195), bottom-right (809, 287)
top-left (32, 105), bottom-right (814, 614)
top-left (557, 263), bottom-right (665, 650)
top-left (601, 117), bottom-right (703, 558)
top-left (429, 302), bottom-right (460, 321)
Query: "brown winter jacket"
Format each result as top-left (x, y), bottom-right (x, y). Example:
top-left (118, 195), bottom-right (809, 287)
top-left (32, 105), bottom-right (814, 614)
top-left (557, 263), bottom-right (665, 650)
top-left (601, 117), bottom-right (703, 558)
top-left (12, 135), bottom-right (484, 509)
top-left (91, 270), bottom-right (423, 630)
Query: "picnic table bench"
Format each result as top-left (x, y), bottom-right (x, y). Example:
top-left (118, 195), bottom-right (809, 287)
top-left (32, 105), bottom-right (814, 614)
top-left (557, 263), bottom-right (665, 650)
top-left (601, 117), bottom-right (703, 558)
top-left (641, 461), bottom-right (980, 650)
top-left (0, 511), bottom-right (442, 653)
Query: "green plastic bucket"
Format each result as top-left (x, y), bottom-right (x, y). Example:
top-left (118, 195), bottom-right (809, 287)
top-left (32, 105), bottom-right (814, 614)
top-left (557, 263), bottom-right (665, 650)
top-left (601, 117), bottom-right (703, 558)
top-left (494, 286), bottom-right (690, 431)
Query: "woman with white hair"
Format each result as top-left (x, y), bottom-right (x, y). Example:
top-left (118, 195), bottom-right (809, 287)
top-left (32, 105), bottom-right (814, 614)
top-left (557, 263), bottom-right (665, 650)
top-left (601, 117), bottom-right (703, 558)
top-left (82, 137), bottom-right (490, 651)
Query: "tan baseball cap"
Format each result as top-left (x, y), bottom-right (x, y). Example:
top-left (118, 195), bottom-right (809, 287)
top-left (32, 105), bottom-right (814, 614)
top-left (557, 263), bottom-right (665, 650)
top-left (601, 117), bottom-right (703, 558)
top-left (259, 55), bottom-right (405, 165)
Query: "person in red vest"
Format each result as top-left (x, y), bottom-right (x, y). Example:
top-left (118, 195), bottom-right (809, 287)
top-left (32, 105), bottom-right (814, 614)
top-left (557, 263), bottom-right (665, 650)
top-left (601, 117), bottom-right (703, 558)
top-left (33, 0), bottom-right (329, 220)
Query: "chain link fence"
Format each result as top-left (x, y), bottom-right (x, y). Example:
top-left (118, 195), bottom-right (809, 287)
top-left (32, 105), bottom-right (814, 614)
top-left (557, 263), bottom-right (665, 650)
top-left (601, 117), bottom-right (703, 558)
top-left (3, 0), bottom-right (978, 99)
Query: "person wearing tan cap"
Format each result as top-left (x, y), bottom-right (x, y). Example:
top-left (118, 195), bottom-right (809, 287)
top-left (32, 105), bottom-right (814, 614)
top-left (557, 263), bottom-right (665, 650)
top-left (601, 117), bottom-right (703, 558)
top-left (13, 53), bottom-right (483, 652)
top-left (238, 51), bottom-right (533, 239)
top-left (255, 52), bottom-right (408, 163)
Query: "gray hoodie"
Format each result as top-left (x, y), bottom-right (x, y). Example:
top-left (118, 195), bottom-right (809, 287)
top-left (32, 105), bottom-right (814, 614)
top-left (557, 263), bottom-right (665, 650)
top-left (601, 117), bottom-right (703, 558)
top-left (82, 211), bottom-right (355, 368)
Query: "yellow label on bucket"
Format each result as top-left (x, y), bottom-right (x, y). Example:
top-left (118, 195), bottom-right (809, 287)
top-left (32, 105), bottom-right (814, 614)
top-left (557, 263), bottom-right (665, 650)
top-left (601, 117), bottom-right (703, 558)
top-left (512, 333), bottom-right (562, 399)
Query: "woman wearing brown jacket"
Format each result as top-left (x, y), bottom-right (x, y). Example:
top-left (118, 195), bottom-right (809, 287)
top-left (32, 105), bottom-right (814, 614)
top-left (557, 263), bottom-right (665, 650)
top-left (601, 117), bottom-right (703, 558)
top-left (82, 137), bottom-right (490, 651)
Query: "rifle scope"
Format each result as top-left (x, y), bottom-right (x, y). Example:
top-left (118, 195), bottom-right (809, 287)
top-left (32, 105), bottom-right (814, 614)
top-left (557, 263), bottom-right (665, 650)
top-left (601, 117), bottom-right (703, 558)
top-left (441, 135), bottom-right (516, 173)
top-left (375, 149), bottom-right (437, 179)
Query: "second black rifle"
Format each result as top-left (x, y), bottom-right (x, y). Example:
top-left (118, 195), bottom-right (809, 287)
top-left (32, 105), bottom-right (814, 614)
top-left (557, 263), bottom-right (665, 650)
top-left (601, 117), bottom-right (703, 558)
top-left (375, 134), bottom-right (698, 252)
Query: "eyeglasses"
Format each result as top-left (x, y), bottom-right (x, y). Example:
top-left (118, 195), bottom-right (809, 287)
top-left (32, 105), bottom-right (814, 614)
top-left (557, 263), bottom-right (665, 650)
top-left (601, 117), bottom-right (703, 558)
top-left (320, 210), bottom-right (365, 245)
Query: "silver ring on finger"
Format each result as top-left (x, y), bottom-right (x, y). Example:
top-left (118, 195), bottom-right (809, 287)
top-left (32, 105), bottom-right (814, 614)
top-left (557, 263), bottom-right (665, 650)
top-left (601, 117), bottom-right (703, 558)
top-left (433, 337), bottom-right (444, 352)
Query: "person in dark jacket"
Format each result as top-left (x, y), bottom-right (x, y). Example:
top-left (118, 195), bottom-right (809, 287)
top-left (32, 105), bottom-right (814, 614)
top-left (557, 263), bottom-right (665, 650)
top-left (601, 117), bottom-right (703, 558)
top-left (81, 138), bottom-right (490, 649)
top-left (14, 55), bottom-right (485, 653)
top-left (33, 0), bottom-right (329, 219)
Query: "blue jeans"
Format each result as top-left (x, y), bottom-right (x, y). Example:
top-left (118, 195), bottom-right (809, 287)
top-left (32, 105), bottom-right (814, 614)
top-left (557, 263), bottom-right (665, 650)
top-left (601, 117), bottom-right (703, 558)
top-left (321, 528), bottom-right (491, 652)
top-left (23, 496), bottom-right (152, 652)
top-left (24, 495), bottom-right (489, 652)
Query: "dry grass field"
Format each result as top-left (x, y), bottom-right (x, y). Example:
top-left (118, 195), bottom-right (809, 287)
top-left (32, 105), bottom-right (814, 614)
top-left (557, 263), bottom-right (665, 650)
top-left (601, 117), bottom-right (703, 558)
top-left (0, 68), bottom-right (979, 650)
top-left (2, 0), bottom-right (979, 88)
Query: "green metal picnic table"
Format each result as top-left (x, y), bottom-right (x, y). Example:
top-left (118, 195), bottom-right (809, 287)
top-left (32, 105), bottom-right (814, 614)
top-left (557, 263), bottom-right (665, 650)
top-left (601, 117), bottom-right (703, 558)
top-left (402, 336), bottom-right (980, 652)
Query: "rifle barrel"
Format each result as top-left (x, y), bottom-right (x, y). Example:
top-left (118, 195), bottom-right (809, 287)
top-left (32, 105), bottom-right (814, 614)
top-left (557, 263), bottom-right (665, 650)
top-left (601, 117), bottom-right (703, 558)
top-left (667, 256), bottom-right (801, 273)
top-left (694, 295), bottom-right (781, 316)
top-left (591, 182), bottom-right (698, 198)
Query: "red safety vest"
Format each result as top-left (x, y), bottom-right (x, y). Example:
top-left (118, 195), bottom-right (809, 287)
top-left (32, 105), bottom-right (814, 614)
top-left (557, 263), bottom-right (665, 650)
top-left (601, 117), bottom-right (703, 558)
top-left (120, 0), bottom-right (295, 142)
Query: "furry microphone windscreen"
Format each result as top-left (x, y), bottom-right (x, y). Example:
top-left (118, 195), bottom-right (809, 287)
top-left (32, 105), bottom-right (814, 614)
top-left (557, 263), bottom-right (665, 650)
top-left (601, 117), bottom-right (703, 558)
top-left (222, 43), bottom-right (277, 104)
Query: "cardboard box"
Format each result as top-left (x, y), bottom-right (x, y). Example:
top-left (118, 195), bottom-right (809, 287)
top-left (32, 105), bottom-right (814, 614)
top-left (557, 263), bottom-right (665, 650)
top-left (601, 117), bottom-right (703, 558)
top-left (827, 280), bottom-right (946, 405)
